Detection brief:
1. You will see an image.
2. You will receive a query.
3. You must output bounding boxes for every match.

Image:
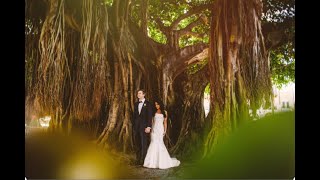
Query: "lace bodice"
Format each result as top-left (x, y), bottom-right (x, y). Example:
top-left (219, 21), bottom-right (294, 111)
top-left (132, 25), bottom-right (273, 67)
top-left (152, 113), bottom-right (164, 137)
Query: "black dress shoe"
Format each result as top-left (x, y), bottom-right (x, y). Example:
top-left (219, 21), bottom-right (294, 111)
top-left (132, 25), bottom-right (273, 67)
top-left (139, 160), bottom-right (144, 166)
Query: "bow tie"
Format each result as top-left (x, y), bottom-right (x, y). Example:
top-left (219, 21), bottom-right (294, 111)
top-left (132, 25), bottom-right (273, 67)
top-left (139, 101), bottom-right (143, 103)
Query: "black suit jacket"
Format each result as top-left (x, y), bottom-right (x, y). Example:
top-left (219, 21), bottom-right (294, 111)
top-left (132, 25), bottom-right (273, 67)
top-left (132, 100), bottom-right (153, 131)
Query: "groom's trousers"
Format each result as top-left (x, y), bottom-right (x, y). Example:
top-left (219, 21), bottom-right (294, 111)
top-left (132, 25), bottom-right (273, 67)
top-left (134, 130), bottom-right (149, 164)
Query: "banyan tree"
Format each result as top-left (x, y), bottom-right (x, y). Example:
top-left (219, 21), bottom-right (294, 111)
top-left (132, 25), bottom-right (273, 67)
top-left (25, 0), bottom-right (275, 159)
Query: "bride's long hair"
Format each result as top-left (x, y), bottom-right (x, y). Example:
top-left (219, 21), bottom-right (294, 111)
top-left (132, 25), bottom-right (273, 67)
top-left (153, 99), bottom-right (167, 118)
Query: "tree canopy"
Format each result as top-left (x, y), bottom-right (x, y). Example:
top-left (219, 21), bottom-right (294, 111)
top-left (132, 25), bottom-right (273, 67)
top-left (262, 0), bottom-right (295, 88)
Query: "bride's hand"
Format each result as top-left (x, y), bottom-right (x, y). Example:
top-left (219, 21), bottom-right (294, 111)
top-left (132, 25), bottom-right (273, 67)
top-left (163, 131), bottom-right (166, 136)
top-left (145, 127), bottom-right (151, 133)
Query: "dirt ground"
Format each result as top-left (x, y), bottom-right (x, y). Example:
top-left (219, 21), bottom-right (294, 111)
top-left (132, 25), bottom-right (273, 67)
top-left (124, 162), bottom-right (195, 179)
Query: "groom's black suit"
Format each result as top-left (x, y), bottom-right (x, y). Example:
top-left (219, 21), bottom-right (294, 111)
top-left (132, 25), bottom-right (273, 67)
top-left (132, 99), bottom-right (153, 165)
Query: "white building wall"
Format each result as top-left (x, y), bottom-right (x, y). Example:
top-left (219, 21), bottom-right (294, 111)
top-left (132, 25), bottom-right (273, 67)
top-left (203, 82), bottom-right (295, 117)
top-left (272, 83), bottom-right (295, 110)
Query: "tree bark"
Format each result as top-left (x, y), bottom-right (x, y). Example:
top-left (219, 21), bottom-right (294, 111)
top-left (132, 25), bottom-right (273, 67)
top-left (203, 0), bottom-right (272, 157)
top-left (170, 66), bottom-right (209, 159)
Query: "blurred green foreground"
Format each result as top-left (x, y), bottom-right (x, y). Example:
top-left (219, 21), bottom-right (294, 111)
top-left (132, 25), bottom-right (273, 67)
top-left (181, 111), bottom-right (295, 179)
top-left (25, 111), bottom-right (294, 179)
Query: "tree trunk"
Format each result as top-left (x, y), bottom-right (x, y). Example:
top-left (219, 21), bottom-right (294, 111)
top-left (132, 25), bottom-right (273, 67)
top-left (26, 0), bottom-right (111, 136)
top-left (96, 0), bottom-right (158, 152)
top-left (170, 66), bottom-right (209, 159)
top-left (203, 0), bottom-right (272, 157)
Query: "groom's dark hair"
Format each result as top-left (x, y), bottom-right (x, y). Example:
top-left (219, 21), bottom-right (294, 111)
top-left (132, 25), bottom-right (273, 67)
top-left (137, 89), bottom-right (146, 95)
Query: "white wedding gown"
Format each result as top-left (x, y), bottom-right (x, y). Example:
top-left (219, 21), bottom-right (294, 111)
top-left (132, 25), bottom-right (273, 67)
top-left (143, 113), bottom-right (180, 169)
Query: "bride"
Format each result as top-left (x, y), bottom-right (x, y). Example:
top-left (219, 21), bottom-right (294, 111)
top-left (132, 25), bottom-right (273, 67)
top-left (143, 100), bottom-right (180, 169)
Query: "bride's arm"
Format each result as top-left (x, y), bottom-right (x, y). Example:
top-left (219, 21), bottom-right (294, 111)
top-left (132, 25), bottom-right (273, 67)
top-left (163, 111), bottom-right (168, 135)
top-left (152, 117), bottom-right (154, 128)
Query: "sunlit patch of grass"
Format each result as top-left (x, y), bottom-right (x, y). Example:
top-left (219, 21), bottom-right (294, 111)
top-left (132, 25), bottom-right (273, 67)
top-left (181, 111), bottom-right (295, 179)
top-left (25, 131), bottom-right (131, 179)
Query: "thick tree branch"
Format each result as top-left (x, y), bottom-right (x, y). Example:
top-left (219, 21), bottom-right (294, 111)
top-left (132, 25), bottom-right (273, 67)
top-left (175, 43), bottom-right (208, 63)
top-left (181, 31), bottom-right (205, 39)
top-left (129, 20), bottom-right (166, 57)
top-left (171, 4), bottom-right (211, 30)
top-left (164, 43), bottom-right (208, 79)
top-left (178, 16), bottom-right (206, 37)
top-left (262, 18), bottom-right (294, 51)
top-left (155, 17), bottom-right (170, 36)
top-left (141, 0), bottom-right (149, 37)
top-left (185, 48), bottom-right (208, 65)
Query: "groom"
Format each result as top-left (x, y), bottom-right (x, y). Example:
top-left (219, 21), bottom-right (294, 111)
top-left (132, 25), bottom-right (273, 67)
top-left (132, 89), bottom-right (153, 165)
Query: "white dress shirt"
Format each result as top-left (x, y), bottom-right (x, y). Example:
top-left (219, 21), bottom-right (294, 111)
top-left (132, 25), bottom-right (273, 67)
top-left (138, 98), bottom-right (145, 114)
